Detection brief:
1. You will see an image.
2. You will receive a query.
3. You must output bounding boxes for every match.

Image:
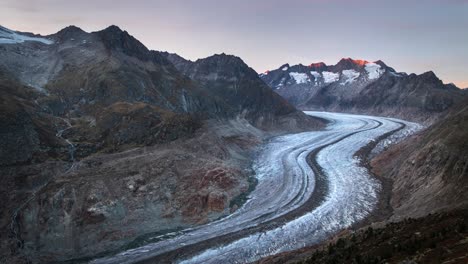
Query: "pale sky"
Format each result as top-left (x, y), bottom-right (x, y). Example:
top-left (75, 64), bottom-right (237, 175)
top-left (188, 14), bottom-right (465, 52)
top-left (1, 0), bottom-right (467, 87)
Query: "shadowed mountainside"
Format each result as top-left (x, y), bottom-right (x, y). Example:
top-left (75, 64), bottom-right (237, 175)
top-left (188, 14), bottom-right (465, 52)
top-left (372, 97), bottom-right (468, 220)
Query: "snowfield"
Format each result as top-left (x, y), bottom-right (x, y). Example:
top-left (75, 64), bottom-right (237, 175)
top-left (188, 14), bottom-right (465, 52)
top-left (91, 112), bottom-right (419, 264)
top-left (289, 72), bottom-right (310, 84)
top-left (341, 69), bottom-right (360, 85)
top-left (365, 62), bottom-right (385, 80)
top-left (322, 71), bottom-right (340, 83)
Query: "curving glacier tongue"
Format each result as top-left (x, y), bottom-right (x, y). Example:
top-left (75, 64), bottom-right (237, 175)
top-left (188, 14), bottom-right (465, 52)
top-left (179, 112), bottom-right (404, 264)
top-left (91, 112), bottom-right (418, 264)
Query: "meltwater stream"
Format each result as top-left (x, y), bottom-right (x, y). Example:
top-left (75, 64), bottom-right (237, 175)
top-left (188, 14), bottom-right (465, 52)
top-left (91, 112), bottom-right (420, 264)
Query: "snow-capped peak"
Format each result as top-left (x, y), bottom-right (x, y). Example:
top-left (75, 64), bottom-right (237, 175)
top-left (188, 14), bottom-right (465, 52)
top-left (0, 25), bottom-right (53, 45)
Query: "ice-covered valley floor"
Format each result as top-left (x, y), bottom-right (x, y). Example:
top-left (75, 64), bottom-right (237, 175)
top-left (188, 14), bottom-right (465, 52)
top-left (91, 112), bottom-right (420, 264)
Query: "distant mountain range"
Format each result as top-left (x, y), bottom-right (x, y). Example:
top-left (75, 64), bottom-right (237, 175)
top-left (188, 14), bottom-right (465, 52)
top-left (260, 58), bottom-right (466, 122)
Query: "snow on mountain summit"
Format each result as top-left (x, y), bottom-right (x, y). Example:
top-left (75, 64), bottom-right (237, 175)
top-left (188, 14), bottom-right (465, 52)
top-left (261, 58), bottom-right (393, 88)
top-left (0, 25), bottom-right (53, 45)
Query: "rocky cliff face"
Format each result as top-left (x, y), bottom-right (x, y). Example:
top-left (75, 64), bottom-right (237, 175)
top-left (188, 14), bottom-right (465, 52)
top-left (260, 58), bottom-right (465, 123)
top-left (0, 26), bottom-right (323, 263)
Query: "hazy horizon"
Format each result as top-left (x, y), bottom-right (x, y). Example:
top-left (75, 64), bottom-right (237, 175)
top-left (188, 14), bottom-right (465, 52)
top-left (1, 0), bottom-right (467, 87)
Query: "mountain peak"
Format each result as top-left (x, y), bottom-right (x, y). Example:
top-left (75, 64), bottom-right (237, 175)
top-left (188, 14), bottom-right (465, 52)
top-left (373, 60), bottom-right (396, 72)
top-left (419, 71), bottom-right (440, 82)
top-left (94, 25), bottom-right (150, 61)
top-left (307, 62), bottom-right (327, 71)
top-left (197, 53), bottom-right (246, 66)
top-left (338, 58), bottom-right (369, 66)
top-left (335, 58), bottom-right (369, 69)
top-left (101, 25), bottom-right (124, 34)
top-left (308, 62), bottom-right (327, 67)
top-left (421, 70), bottom-right (437, 78)
top-left (54, 25), bottom-right (86, 39)
top-left (59, 25), bottom-right (84, 33)
top-left (333, 58), bottom-right (369, 71)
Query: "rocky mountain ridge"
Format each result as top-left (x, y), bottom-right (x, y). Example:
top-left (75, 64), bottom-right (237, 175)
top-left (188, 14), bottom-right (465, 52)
top-left (260, 58), bottom-right (465, 123)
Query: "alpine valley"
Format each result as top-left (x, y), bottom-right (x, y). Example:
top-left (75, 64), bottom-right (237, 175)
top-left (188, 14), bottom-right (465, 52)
top-left (0, 25), bottom-right (467, 264)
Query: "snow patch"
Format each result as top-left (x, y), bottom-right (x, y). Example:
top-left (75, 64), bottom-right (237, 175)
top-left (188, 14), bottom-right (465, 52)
top-left (0, 26), bottom-right (53, 45)
top-left (289, 72), bottom-right (310, 84)
top-left (282, 66), bottom-right (289, 71)
top-left (365, 63), bottom-right (385, 80)
top-left (341, 69), bottom-right (360, 85)
top-left (322, 71), bottom-right (340, 84)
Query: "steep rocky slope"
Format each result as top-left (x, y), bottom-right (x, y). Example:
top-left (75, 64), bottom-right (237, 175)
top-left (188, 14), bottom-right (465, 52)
top-left (372, 97), bottom-right (468, 220)
top-left (0, 26), bottom-right (323, 263)
top-left (162, 52), bottom-right (315, 130)
top-left (0, 72), bottom-right (65, 166)
top-left (260, 58), bottom-right (465, 123)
